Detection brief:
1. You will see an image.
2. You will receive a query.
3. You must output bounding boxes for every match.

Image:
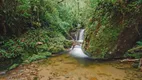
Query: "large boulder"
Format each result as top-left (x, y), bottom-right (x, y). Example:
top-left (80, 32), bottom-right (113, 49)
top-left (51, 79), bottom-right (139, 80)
top-left (84, 23), bottom-right (142, 59)
top-left (83, 1), bottom-right (142, 58)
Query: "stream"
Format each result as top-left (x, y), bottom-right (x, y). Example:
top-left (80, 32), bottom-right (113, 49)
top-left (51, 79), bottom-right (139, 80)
top-left (0, 53), bottom-right (142, 80)
top-left (0, 29), bottom-right (142, 80)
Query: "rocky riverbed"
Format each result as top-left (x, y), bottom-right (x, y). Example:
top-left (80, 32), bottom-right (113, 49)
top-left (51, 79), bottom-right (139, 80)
top-left (0, 54), bottom-right (142, 80)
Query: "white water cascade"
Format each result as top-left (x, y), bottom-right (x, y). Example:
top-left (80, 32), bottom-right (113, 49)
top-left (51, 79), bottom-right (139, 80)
top-left (69, 29), bottom-right (89, 58)
top-left (78, 29), bottom-right (85, 43)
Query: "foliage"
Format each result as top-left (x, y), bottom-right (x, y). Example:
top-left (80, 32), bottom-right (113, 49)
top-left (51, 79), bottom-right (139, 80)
top-left (0, 29), bottom-right (69, 60)
top-left (0, 0), bottom-right (92, 70)
top-left (0, 0), bottom-right (80, 36)
top-left (125, 40), bottom-right (142, 59)
top-left (0, 0), bottom-right (90, 70)
top-left (8, 63), bottom-right (19, 70)
top-left (137, 40), bottom-right (142, 46)
top-left (124, 52), bottom-right (142, 59)
top-left (26, 52), bottom-right (51, 63)
top-left (0, 27), bottom-right (73, 70)
top-left (64, 40), bottom-right (73, 48)
top-left (84, 0), bottom-right (142, 58)
top-left (0, 39), bottom-right (23, 58)
top-left (0, 0), bottom-right (80, 58)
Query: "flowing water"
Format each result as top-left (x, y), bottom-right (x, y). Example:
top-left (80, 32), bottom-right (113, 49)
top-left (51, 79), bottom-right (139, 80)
top-left (78, 29), bottom-right (85, 43)
top-left (1, 54), bottom-right (142, 80)
top-left (0, 29), bottom-right (142, 80)
top-left (70, 29), bottom-right (89, 58)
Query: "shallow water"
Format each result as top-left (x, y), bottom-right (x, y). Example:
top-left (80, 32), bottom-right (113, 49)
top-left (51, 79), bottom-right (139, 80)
top-left (37, 54), bottom-right (142, 80)
top-left (0, 53), bottom-right (142, 80)
top-left (0, 44), bottom-right (142, 80)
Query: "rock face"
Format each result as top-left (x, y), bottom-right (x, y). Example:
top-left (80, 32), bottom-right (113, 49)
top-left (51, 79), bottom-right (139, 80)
top-left (109, 25), bottom-right (142, 58)
top-left (84, 24), bottom-right (142, 58)
top-left (83, 1), bottom-right (142, 59)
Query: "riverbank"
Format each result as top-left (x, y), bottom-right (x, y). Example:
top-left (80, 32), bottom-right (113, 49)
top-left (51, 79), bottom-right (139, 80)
top-left (1, 53), bottom-right (142, 80)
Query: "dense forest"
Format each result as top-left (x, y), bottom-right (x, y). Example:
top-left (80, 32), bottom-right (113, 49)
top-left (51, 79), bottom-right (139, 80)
top-left (0, 0), bottom-right (142, 80)
top-left (0, 0), bottom-right (92, 66)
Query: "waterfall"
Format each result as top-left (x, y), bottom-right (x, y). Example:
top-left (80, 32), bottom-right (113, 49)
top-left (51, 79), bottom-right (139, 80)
top-left (75, 29), bottom-right (85, 43)
top-left (78, 29), bottom-right (85, 43)
top-left (69, 29), bottom-right (97, 63)
top-left (69, 29), bottom-right (89, 58)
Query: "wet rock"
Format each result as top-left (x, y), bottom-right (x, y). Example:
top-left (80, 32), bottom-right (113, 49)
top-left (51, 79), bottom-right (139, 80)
top-left (0, 70), bottom-right (7, 75)
top-left (36, 42), bottom-right (43, 45)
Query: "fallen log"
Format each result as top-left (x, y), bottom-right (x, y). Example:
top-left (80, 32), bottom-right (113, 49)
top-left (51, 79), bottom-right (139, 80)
top-left (128, 46), bottom-right (142, 53)
top-left (120, 59), bottom-right (139, 62)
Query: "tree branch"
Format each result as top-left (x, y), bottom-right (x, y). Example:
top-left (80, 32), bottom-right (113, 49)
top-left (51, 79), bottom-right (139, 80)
top-left (58, 0), bottom-right (65, 4)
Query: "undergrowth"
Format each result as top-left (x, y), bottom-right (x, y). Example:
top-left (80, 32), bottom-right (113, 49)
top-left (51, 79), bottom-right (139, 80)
top-left (125, 40), bottom-right (142, 59)
top-left (0, 28), bottom-right (72, 70)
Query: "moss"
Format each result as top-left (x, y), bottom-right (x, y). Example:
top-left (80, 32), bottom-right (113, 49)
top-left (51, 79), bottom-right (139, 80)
top-left (84, 0), bottom-right (142, 58)
top-left (85, 25), bottom-right (122, 58)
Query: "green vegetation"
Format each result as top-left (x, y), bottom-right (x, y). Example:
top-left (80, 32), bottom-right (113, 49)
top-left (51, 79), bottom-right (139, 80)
top-left (0, 0), bottom-right (91, 58)
top-left (0, 0), bottom-right (71, 57)
top-left (0, 0), bottom-right (142, 71)
top-left (0, 0), bottom-right (92, 70)
top-left (0, 29), bottom-right (72, 70)
top-left (125, 40), bottom-right (142, 59)
top-left (0, 0), bottom-right (78, 70)
top-left (83, 0), bottom-right (142, 58)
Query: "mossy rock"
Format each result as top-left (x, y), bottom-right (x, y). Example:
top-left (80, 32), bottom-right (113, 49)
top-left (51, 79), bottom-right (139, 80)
top-left (83, 1), bottom-right (142, 58)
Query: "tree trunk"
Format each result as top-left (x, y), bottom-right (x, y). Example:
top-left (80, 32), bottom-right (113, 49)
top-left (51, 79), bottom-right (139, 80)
top-left (0, 0), bottom-right (6, 36)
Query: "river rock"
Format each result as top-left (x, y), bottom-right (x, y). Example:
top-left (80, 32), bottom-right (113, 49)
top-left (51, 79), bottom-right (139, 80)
top-left (0, 70), bottom-right (7, 75)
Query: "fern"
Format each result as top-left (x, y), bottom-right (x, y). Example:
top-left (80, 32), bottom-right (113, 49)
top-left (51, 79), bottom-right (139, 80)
top-left (137, 41), bottom-right (142, 46)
